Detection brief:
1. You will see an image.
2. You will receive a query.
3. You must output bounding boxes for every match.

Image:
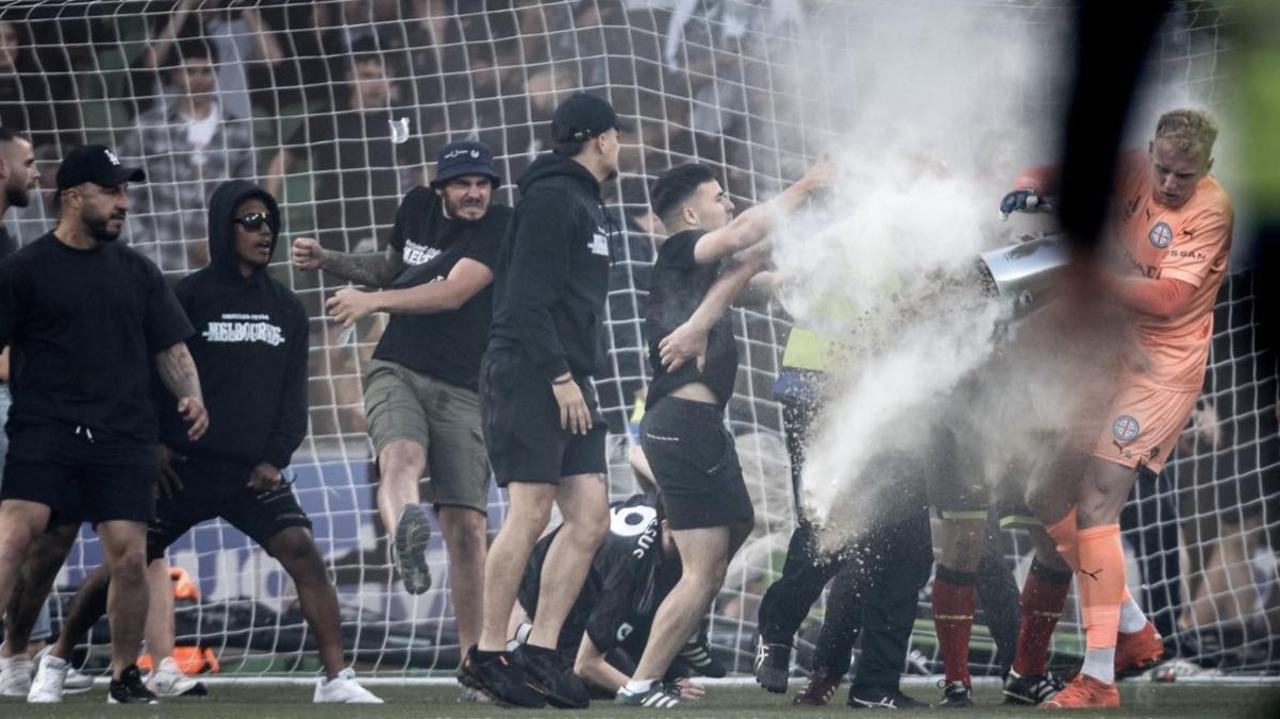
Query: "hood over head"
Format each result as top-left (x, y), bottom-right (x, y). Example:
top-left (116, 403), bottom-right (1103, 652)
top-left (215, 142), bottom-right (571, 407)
top-left (206, 180), bottom-right (282, 280)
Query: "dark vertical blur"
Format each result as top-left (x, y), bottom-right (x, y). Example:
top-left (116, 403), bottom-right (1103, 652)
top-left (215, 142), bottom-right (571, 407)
top-left (1056, 0), bottom-right (1170, 255)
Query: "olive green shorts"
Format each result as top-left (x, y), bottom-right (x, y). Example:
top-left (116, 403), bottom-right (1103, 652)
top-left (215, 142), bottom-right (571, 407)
top-left (364, 359), bottom-right (490, 512)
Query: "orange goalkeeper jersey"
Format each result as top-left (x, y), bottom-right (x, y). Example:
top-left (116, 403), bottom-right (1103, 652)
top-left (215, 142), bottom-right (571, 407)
top-left (1109, 151), bottom-right (1234, 390)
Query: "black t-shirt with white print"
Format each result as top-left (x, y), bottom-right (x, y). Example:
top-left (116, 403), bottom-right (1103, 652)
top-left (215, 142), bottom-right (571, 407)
top-left (0, 233), bottom-right (193, 441)
top-left (372, 187), bottom-right (510, 391)
top-left (644, 229), bottom-right (739, 411)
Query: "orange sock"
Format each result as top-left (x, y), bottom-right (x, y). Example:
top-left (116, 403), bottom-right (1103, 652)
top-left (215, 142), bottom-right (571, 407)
top-left (1045, 508), bottom-right (1080, 571)
top-left (1077, 525), bottom-right (1126, 653)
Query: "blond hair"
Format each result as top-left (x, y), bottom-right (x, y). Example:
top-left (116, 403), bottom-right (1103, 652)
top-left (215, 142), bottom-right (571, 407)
top-left (1155, 108), bottom-right (1219, 165)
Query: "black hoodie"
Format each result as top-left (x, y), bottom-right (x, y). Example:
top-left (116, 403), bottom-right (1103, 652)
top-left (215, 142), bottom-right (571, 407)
top-left (487, 153), bottom-right (613, 380)
top-left (156, 180), bottom-right (309, 470)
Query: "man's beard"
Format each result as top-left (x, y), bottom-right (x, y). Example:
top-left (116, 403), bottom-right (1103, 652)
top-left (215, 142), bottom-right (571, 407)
top-left (4, 184), bottom-right (29, 208)
top-left (444, 196), bottom-right (488, 222)
top-left (86, 214), bottom-right (123, 242)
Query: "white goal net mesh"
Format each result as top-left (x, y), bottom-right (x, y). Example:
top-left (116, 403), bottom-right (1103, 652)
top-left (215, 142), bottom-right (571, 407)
top-left (1, 0), bottom-right (1273, 678)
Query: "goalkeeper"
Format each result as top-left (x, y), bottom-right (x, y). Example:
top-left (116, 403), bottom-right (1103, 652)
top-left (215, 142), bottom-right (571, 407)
top-left (1017, 109), bottom-right (1233, 710)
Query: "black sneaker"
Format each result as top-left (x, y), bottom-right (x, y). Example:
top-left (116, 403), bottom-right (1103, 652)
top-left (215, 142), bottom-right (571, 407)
top-left (108, 665), bottom-right (158, 705)
top-left (847, 686), bottom-right (930, 709)
top-left (938, 680), bottom-right (973, 708)
top-left (457, 646), bottom-right (545, 708)
top-left (793, 667), bottom-right (842, 706)
top-left (1002, 669), bottom-right (1064, 706)
top-left (753, 639), bottom-right (791, 693)
top-left (394, 504), bottom-right (432, 594)
top-left (678, 634), bottom-right (727, 678)
top-left (675, 629), bottom-right (727, 675)
top-left (513, 644), bottom-right (590, 709)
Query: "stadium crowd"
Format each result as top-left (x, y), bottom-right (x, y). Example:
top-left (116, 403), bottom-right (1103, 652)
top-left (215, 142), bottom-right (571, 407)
top-left (0, 0), bottom-right (1275, 711)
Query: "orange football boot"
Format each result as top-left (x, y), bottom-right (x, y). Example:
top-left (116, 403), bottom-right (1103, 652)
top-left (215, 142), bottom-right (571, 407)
top-left (1115, 621), bottom-right (1165, 676)
top-left (1041, 674), bottom-right (1120, 710)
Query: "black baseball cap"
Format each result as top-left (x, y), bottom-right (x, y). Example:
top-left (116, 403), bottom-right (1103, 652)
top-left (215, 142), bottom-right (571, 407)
top-left (431, 140), bottom-right (501, 188)
top-left (56, 145), bottom-right (145, 191)
top-left (550, 93), bottom-right (634, 142)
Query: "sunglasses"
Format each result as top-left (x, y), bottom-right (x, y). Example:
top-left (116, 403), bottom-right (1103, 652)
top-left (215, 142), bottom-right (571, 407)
top-left (234, 213), bottom-right (272, 231)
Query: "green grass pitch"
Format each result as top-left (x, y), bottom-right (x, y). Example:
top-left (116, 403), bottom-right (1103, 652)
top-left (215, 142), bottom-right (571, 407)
top-left (3, 681), bottom-right (1278, 719)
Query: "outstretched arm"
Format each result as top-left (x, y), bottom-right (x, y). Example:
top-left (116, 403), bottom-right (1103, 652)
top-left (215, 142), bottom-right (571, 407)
top-left (326, 258), bottom-right (494, 327)
top-left (154, 342), bottom-right (208, 441)
top-left (689, 159), bottom-right (835, 265)
top-left (293, 239), bottom-right (406, 288)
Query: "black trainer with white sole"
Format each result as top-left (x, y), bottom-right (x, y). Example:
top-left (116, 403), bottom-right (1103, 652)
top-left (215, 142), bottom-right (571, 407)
top-left (1002, 669), bottom-right (1064, 705)
top-left (616, 682), bottom-right (682, 708)
top-left (107, 665), bottom-right (158, 705)
top-left (847, 686), bottom-right (930, 709)
top-left (753, 640), bottom-right (791, 693)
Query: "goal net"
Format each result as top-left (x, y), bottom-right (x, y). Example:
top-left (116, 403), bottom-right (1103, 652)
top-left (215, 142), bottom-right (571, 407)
top-left (2, 0), bottom-right (1273, 679)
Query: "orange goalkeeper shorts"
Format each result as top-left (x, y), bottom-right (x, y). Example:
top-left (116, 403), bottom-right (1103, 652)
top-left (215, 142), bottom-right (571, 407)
top-left (1089, 377), bottom-right (1198, 474)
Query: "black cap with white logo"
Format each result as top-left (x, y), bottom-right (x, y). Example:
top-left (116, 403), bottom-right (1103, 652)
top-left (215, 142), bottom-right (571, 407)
top-left (56, 145), bottom-right (146, 191)
top-left (550, 93), bottom-right (634, 143)
top-left (432, 140), bottom-right (502, 188)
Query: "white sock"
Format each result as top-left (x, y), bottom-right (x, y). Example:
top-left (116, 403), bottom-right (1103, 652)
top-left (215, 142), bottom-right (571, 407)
top-left (623, 679), bottom-right (655, 695)
top-left (1118, 596), bottom-right (1148, 633)
top-left (1081, 648), bottom-right (1115, 684)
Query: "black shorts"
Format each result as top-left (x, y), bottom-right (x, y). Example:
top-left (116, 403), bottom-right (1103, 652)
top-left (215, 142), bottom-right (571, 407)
top-left (0, 419), bottom-right (157, 524)
top-left (925, 422), bottom-right (991, 522)
top-left (640, 397), bottom-right (753, 531)
top-left (480, 350), bottom-right (607, 486)
top-left (146, 458), bottom-right (312, 562)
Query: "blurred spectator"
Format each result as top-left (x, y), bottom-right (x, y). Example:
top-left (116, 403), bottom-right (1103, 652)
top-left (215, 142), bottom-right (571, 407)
top-left (0, 19), bottom-right (77, 151)
top-left (7, 142), bottom-right (58, 244)
top-left (138, 0), bottom-right (287, 120)
top-left (121, 38), bottom-right (256, 274)
top-left (267, 48), bottom-right (423, 255)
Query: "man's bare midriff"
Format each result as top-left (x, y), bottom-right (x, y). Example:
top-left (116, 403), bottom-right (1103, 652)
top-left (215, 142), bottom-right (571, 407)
top-left (670, 381), bottom-right (718, 405)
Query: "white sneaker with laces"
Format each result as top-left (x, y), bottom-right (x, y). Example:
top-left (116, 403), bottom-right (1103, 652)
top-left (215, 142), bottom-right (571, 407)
top-left (313, 668), bottom-right (383, 704)
top-left (146, 657), bottom-right (200, 697)
top-left (0, 654), bottom-right (33, 697)
top-left (30, 647), bottom-right (94, 695)
top-left (27, 651), bottom-right (68, 703)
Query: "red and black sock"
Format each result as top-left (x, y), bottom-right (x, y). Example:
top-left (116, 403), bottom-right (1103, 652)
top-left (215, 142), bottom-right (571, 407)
top-left (933, 565), bottom-right (978, 685)
top-left (1012, 558), bottom-right (1073, 677)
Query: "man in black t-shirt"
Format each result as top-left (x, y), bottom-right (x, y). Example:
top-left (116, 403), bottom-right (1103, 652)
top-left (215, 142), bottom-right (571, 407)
top-left (615, 161), bottom-right (831, 708)
top-left (293, 140), bottom-right (508, 681)
top-left (0, 144), bottom-right (208, 704)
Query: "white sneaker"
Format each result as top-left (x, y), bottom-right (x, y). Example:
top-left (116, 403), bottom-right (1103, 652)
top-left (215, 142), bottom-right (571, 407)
top-left (146, 657), bottom-right (200, 697)
top-left (313, 668), bottom-right (383, 704)
top-left (29, 647), bottom-right (94, 695)
top-left (0, 654), bottom-right (33, 697)
top-left (27, 651), bottom-right (67, 703)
